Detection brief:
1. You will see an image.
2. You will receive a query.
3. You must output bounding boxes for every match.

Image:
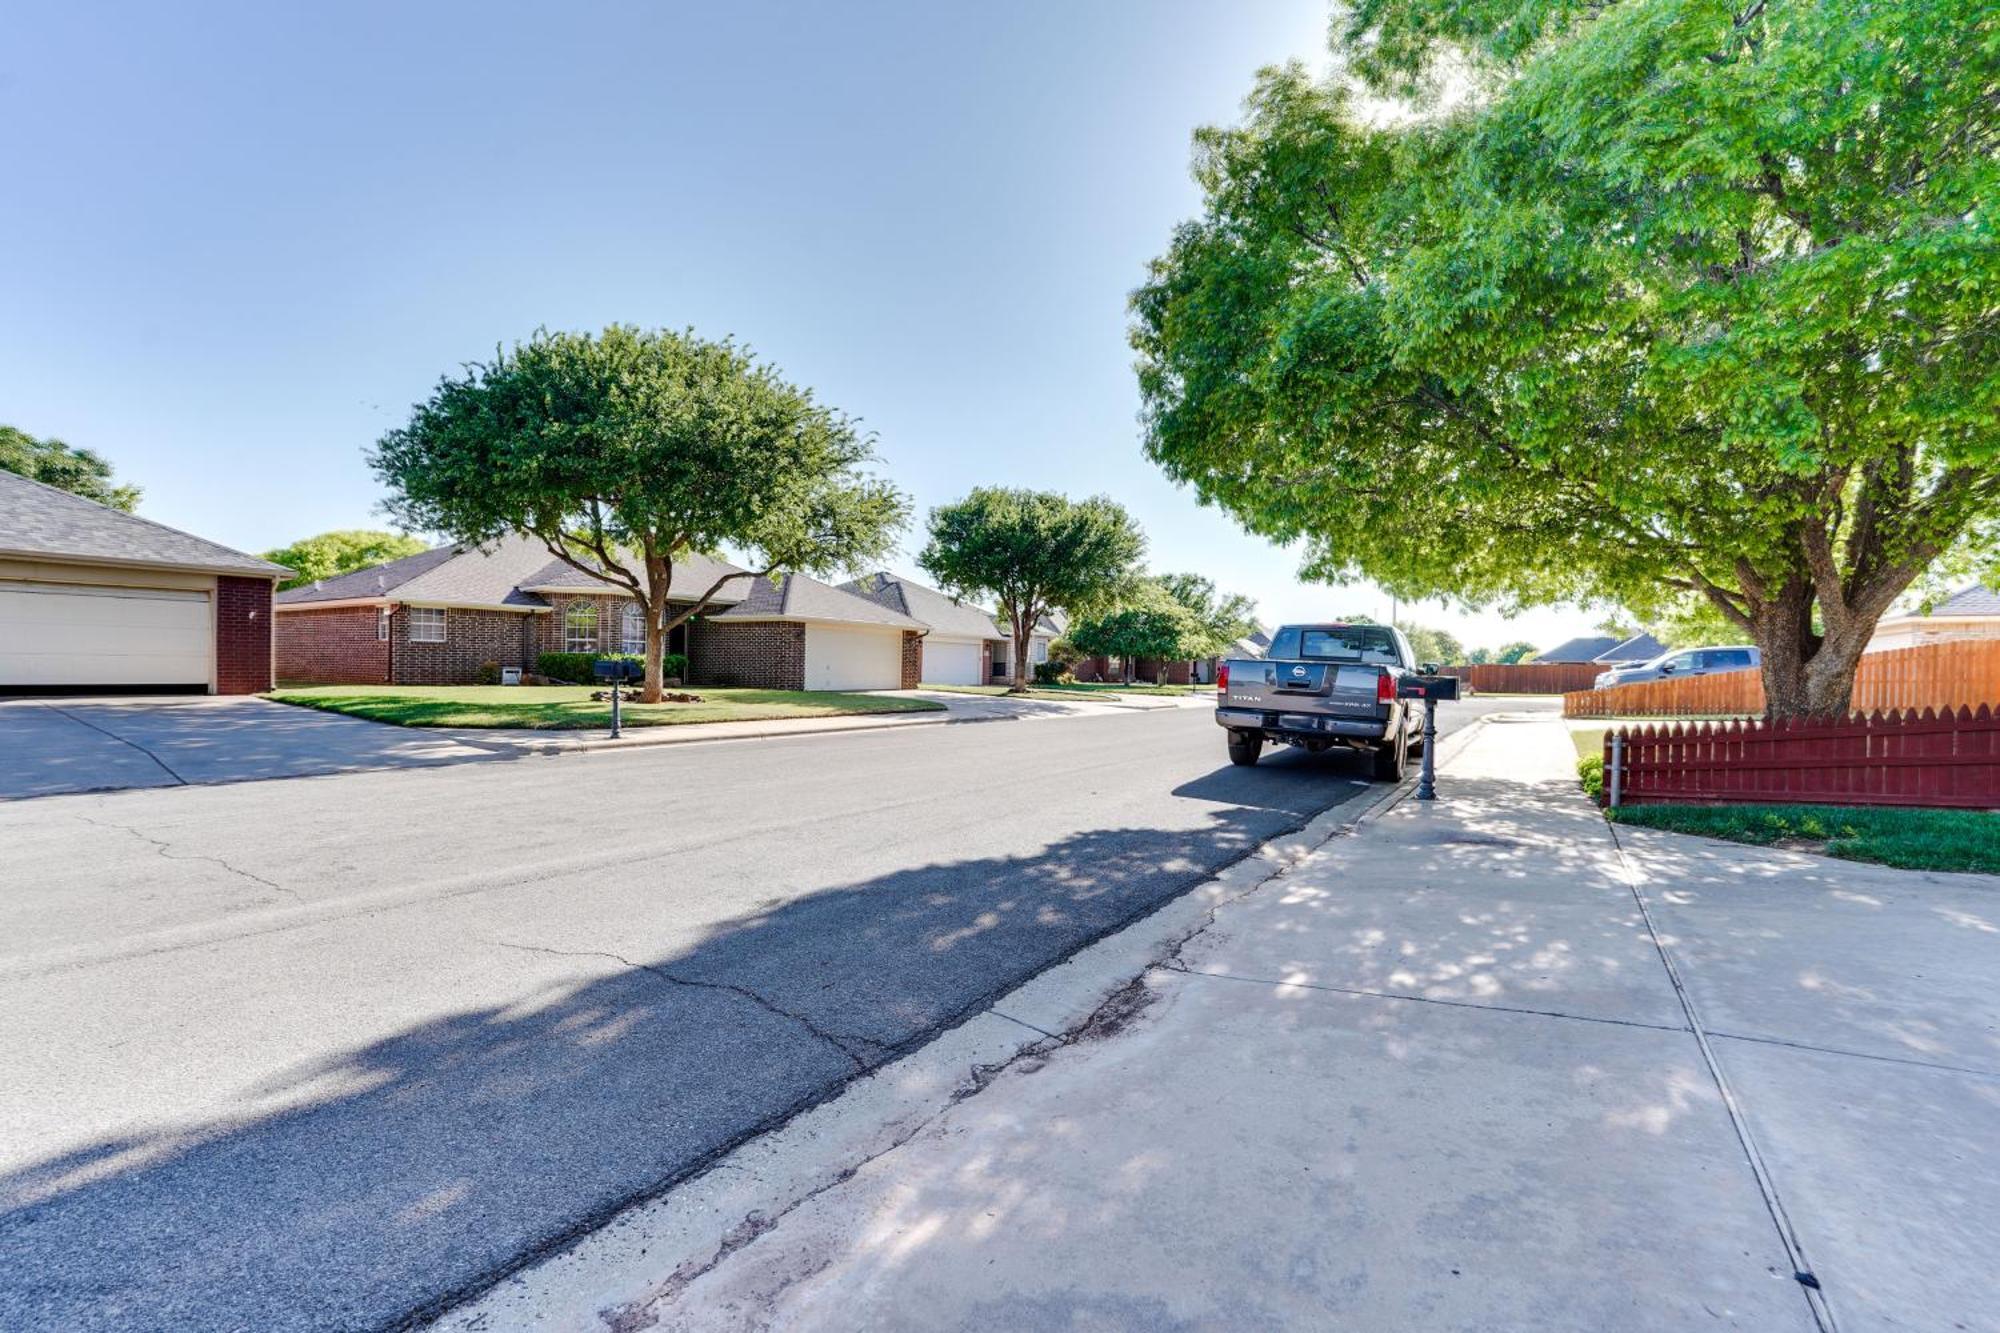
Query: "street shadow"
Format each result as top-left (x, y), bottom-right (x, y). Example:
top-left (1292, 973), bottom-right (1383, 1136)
top-left (0, 764), bottom-right (1362, 1332)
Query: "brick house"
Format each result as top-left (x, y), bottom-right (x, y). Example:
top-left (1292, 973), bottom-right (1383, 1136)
top-left (841, 573), bottom-right (1006, 686)
top-left (274, 535), bottom-right (924, 691)
top-left (0, 468), bottom-right (285, 693)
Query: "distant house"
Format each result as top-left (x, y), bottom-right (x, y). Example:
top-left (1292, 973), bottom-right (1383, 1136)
top-left (995, 608), bottom-right (1065, 682)
top-left (274, 536), bottom-right (924, 691)
top-left (1595, 633), bottom-right (1671, 665)
top-left (1192, 628), bottom-right (1271, 684)
top-left (841, 573), bottom-right (1004, 686)
top-left (1536, 635), bottom-right (1624, 664)
top-left (1867, 586), bottom-right (2000, 653)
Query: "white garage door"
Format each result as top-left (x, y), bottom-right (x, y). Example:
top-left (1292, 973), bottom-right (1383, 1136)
top-left (923, 637), bottom-right (985, 686)
top-left (0, 583), bottom-right (211, 687)
top-left (803, 625), bottom-right (903, 691)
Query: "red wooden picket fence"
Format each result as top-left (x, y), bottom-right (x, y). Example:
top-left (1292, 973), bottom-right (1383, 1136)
top-left (1446, 662), bottom-right (1605, 694)
top-left (1604, 706), bottom-right (2000, 810)
top-left (1567, 639), bottom-right (2000, 718)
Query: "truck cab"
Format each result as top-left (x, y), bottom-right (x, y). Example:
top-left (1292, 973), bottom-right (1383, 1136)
top-left (1215, 623), bottom-right (1429, 779)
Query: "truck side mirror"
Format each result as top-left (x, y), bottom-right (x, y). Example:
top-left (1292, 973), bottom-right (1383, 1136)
top-left (1659, 663), bottom-right (1676, 674)
top-left (1421, 661), bottom-right (1442, 675)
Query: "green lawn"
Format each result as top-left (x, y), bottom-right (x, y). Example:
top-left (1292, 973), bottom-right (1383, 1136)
top-left (1609, 803), bottom-right (2000, 875)
top-left (267, 685), bottom-right (944, 730)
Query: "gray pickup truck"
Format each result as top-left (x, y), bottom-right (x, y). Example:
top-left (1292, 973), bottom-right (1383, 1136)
top-left (1215, 623), bottom-right (1433, 779)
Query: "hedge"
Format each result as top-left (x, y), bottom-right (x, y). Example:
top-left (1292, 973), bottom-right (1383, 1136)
top-left (536, 651), bottom-right (687, 684)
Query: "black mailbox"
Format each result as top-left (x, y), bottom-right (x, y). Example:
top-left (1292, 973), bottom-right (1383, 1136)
top-left (1397, 674), bottom-right (1461, 702)
top-left (593, 659), bottom-right (644, 683)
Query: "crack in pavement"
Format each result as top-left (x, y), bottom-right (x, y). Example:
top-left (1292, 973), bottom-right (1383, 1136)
top-left (489, 941), bottom-right (884, 1069)
top-left (41, 703), bottom-right (188, 785)
top-left (72, 811), bottom-right (302, 903)
top-left (586, 797), bottom-right (1406, 1329)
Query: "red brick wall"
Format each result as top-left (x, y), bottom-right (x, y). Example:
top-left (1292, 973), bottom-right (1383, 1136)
top-left (215, 576), bottom-right (275, 694)
top-left (689, 620), bottom-right (805, 689)
top-left (275, 605), bottom-right (389, 685)
top-left (901, 631), bottom-right (923, 690)
top-left (393, 607), bottom-right (540, 685)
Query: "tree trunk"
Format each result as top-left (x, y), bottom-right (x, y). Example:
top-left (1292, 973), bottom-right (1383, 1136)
top-left (1012, 637), bottom-right (1031, 692)
top-left (642, 613), bottom-right (665, 705)
top-left (1747, 580), bottom-right (1871, 721)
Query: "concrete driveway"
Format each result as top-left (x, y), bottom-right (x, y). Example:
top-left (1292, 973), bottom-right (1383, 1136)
top-left (0, 696), bottom-right (505, 798)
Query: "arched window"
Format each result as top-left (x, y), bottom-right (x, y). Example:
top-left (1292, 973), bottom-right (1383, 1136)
top-left (564, 602), bottom-right (599, 653)
top-left (620, 603), bottom-right (646, 654)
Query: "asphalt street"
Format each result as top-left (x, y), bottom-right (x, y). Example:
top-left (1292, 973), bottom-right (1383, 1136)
top-left (0, 696), bottom-right (1517, 1331)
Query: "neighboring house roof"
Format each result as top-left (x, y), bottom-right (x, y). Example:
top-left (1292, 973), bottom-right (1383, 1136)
top-left (0, 467), bottom-right (287, 578)
top-left (995, 609), bottom-right (1064, 639)
top-left (277, 534), bottom-right (553, 609)
top-left (712, 571), bottom-right (925, 629)
top-left (1593, 633), bottom-right (1671, 664)
top-left (519, 549), bottom-right (752, 604)
top-left (276, 538), bottom-right (755, 612)
top-left (1927, 585), bottom-right (2000, 617)
top-left (841, 573), bottom-right (1001, 639)
top-left (1537, 635), bottom-right (1622, 663)
top-left (1228, 631), bottom-right (1270, 659)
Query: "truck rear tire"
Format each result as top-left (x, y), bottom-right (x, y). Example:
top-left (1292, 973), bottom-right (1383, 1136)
top-left (1372, 732), bottom-right (1408, 782)
top-left (1227, 732), bottom-right (1263, 767)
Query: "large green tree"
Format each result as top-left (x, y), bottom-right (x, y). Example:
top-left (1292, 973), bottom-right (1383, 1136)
top-left (0, 426), bottom-right (140, 511)
top-left (919, 488), bottom-right (1146, 691)
top-left (1155, 572), bottom-right (1261, 657)
top-left (263, 530), bottom-right (430, 590)
top-left (1132, 0), bottom-right (1998, 718)
top-left (372, 326), bottom-right (908, 701)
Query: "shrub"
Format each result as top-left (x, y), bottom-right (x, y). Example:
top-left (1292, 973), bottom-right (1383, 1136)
top-left (534, 650), bottom-right (683, 684)
top-left (473, 660), bottom-right (502, 686)
top-left (1033, 661), bottom-right (1072, 685)
top-left (1577, 754), bottom-right (1604, 803)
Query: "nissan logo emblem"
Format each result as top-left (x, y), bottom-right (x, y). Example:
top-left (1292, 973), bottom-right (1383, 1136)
top-left (1290, 665), bottom-right (1307, 678)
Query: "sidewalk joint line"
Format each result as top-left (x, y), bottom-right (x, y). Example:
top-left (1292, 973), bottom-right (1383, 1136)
top-left (991, 1010), bottom-right (1061, 1039)
top-left (1165, 964), bottom-right (1691, 1035)
top-left (1606, 819), bottom-right (1839, 1333)
top-left (1706, 1028), bottom-right (2000, 1082)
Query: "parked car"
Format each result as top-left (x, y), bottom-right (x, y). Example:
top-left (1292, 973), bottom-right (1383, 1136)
top-left (1593, 644), bottom-right (1760, 689)
top-left (1214, 623), bottom-right (1430, 778)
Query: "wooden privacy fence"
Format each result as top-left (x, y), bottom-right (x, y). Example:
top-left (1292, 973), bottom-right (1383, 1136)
top-left (1603, 707), bottom-right (2000, 810)
top-left (1445, 662), bottom-right (1605, 694)
top-left (1566, 639), bottom-right (2000, 719)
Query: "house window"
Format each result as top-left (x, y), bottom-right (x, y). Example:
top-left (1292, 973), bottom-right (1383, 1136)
top-left (409, 607), bottom-right (446, 643)
top-left (1031, 638), bottom-right (1049, 665)
top-left (377, 607), bottom-right (390, 641)
top-left (565, 602), bottom-right (599, 653)
top-left (620, 603), bottom-right (646, 654)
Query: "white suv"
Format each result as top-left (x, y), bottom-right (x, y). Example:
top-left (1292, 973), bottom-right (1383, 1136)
top-left (1593, 645), bottom-right (1760, 689)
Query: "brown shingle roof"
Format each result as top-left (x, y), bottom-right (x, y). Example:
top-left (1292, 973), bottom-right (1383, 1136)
top-left (276, 534), bottom-right (552, 608)
top-left (713, 572), bottom-right (924, 628)
top-left (842, 573), bottom-right (1000, 639)
top-left (0, 468), bottom-right (287, 577)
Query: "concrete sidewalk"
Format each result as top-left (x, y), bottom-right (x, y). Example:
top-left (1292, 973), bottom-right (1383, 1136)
top-left (442, 714), bottom-right (2000, 1332)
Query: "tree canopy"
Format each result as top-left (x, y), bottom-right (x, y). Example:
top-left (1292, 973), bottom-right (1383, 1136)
top-left (1067, 599), bottom-right (1207, 681)
top-left (1155, 573), bottom-right (1260, 657)
top-left (1, 426), bottom-right (140, 511)
top-left (1132, 0), bottom-right (1998, 717)
top-left (919, 488), bottom-right (1146, 690)
top-left (372, 326), bottom-right (907, 700)
top-left (263, 530), bottom-right (430, 590)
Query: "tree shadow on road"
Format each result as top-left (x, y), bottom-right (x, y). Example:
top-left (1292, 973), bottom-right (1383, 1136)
top-left (1, 753), bottom-right (1370, 1333)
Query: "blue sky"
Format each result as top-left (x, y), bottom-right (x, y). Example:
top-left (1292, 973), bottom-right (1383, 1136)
top-left (1, 0), bottom-right (1585, 651)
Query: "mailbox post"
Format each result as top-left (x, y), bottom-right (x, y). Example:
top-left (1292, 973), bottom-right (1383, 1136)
top-left (594, 658), bottom-right (644, 739)
top-left (1396, 673), bottom-right (1461, 801)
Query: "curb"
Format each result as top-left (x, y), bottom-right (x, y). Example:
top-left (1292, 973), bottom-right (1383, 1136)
top-left (429, 710), bottom-right (1496, 1330)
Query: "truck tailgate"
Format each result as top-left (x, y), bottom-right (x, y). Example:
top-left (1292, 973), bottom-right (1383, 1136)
top-left (1222, 658), bottom-right (1391, 721)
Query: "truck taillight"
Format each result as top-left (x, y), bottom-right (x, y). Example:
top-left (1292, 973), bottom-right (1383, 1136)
top-left (1376, 671), bottom-right (1395, 703)
top-left (1217, 663), bottom-right (1229, 691)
